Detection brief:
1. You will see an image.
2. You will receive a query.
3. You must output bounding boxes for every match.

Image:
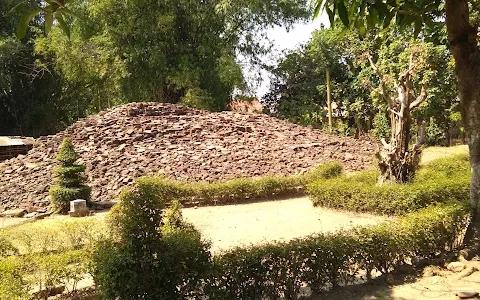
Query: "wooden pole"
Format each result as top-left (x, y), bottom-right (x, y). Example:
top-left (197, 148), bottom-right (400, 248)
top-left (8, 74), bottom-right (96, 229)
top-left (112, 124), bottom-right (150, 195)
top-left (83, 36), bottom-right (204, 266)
top-left (326, 68), bottom-right (333, 132)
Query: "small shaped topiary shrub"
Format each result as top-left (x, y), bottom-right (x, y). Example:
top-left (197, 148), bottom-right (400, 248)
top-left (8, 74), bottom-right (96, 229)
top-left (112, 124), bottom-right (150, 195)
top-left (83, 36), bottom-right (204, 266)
top-left (49, 137), bottom-right (91, 213)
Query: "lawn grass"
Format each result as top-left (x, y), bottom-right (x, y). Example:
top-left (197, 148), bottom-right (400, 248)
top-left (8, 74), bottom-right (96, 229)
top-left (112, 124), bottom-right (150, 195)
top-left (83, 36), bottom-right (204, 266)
top-left (0, 215), bottom-right (106, 254)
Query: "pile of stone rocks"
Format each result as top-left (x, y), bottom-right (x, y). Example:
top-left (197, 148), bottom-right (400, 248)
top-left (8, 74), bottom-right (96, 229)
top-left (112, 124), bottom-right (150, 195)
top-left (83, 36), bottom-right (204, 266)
top-left (0, 102), bottom-right (377, 212)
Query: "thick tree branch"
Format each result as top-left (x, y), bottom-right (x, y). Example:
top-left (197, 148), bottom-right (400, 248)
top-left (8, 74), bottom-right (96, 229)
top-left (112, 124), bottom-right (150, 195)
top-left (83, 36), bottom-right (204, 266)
top-left (380, 138), bottom-right (390, 149)
top-left (409, 82), bottom-right (427, 110)
top-left (388, 107), bottom-right (401, 118)
top-left (398, 52), bottom-right (416, 81)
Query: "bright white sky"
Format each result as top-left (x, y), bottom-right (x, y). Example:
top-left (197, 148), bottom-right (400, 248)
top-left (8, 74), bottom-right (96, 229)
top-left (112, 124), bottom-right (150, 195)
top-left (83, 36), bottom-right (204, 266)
top-left (252, 13), bottom-right (330, 97)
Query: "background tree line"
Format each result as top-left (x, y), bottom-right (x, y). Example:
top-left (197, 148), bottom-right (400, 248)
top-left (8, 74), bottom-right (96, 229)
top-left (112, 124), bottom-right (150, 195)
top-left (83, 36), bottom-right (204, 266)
top-left (0, 0), bottom-right (310, 137)
top-left (0, 0), bottom-right (465, 148)
top-left (262, 24), bottom-right (461, 145)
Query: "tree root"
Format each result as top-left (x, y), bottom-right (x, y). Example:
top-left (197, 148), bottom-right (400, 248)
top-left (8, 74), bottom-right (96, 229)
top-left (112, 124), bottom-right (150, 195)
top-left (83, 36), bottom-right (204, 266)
top-left (455, 256), bottom-right (480, 280)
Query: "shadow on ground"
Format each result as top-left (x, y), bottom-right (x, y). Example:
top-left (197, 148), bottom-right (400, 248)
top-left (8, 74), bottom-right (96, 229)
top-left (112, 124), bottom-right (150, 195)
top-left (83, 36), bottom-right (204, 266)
top-left (310, 268), bottom-right (480, 300)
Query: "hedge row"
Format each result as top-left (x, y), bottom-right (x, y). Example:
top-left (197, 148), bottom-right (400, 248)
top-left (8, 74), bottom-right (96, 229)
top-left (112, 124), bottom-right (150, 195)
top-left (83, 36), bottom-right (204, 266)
top-left (307, 154), bottom-right (471, 215)
top-left (205, 203), bottom-right (468, 299)
top-left (135, 162), bottom-right (343, 207)
top-left (94, 172), bottom-right (468, 299)
top-left (1, 204), bottom-right (468, 300)
top-left (0, 218), bottom-right (106, 255)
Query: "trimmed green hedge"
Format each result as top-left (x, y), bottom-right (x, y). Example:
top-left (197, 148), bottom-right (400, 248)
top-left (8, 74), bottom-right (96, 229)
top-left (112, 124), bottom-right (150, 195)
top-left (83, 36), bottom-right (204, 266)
top-left (1, 203), bottom-right (468, 300)
top-left (205, 203), bottom-right (468, 299)
top-left (93, 173), bottom-right (467, 299)
top-left (135, 162), bottom-right (343, 207)
top-left (307, 154), bottom-right (471, 215)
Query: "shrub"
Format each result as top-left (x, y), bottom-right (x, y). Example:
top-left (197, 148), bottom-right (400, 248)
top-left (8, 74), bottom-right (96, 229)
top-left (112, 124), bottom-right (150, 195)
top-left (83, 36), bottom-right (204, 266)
top-left (181, 87), bottom-right (217, 111)
top-left (0, 249), bottom-right (88, 300)
top-left (0, 256), bottom-right (30, 300)
top-left (415, 153), bottom-right (470, 182)
top-left (354, 204), bottom-right (467, 278)
top-left (93, 184), bottom-right (211, 300)
top-left (307, 155), bottom-right (470, 215)
top-left (1, 218), bottom-right (105, 255)
top-left (49, 137), bottom-right (91, 212)
top-left (134, 162), bottom-right (343, 207)
top-left (30, 250), bottom-right (89, 297)
top-left (0, 235), bottom-right (18, 258)
top-left (91, 167), bottom-right (467, 299)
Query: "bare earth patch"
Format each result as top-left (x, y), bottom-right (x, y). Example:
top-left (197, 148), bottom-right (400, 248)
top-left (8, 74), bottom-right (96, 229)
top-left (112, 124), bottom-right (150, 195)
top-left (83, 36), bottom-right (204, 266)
top-left (0, 216), bottom-right (29, 229)
top-left (183, 197), bottom-right (386, 254)
top-left (314, 269), bottom-right (480, 300)
top-left (420, 145), bottom-right (468, 165)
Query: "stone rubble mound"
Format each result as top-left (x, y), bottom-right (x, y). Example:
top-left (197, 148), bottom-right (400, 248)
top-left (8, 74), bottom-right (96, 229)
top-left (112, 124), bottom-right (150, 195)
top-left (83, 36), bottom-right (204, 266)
top-left (0, 102), bottom-right (377, 212)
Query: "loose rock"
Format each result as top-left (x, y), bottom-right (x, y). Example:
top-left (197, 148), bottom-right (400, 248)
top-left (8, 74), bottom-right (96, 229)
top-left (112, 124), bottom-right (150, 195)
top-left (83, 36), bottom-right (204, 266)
top-left (1, 208), bottom-right (27, 217)
top-left (0, 102), bottom-right (376, 211)
top-left (448, 261), bottom-right (466, 273)
top-left (455, 291), bottom-right (479, 299)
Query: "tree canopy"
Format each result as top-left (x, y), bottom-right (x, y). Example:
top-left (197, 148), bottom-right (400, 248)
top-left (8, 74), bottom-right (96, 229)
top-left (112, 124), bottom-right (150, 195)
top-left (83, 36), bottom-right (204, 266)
top-left (263, 25), bottom-right (458, 142)
top-left (1, 0), bottom-right (310, 136)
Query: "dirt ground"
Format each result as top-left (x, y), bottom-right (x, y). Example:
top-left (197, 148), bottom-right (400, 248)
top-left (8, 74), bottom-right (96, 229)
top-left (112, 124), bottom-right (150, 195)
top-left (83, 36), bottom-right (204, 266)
top-left (420, 145), bottom-right (468, 165)
top-left (183, 197), bottom-right (386, 254)
top-left (0, 216), bottom-right (30, 229)
top-left (313, 268), bottom-right (480, 300)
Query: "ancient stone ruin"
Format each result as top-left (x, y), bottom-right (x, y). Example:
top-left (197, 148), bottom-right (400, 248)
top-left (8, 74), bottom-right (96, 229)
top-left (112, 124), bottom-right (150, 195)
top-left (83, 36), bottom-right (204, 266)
top-left (0, 102), bottom-right (376, 212)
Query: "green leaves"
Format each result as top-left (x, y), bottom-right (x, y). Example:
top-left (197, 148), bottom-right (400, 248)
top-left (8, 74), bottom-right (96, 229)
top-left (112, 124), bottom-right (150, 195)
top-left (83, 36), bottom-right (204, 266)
top-left (312, 0), bottom-right (446, 37)
top-left (55, 13), bottom-right (70, 38)
top-left (3, 1), bottom-right (24, 17)
top-left (16, 8), bottom-right (42, 39)
top-left (44, 11), bottom-right (53, 35)
top-left (337, 1), bottom-right (349, 27)
top-left (15, 0), bottom-right (75, 39)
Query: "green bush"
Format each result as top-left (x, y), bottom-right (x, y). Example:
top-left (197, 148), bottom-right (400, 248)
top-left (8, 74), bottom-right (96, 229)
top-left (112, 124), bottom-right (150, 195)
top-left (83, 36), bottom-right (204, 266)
top-left (415, 153), bottom-right (470, 182)
top-left (181, 87), bottom-right (217, 111)
top-left (135, 162), bottom-right (342, 207)
top-left (0, 249), bottom-right (88, 299)
top-left (204, 203), bottom-right (467, 299)
top-left (30, 250), bottom-right (88, 297)
top-left (90, 166), bottom-right (467, 299)
top-left (0, 235), bottom-right (18, 258)
top-left (353, 204), bottom-right (467, 278)
top-left (93, 184), bottom-right (211, 300)
top-left (49, 137), bottom-right (91, 212)
top-left (1, 218), bottom-right (105, 255)
top-left (307, 155), bottom-right (470, 215)
top-left (0, 256), bottom-right (30, 300)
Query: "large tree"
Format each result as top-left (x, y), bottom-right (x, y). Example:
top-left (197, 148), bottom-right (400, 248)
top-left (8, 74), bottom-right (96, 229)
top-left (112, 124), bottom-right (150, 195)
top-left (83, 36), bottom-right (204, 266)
top-left (0, 0), bottom-right (77, 136)
top-left (12, 0), bottom-right (311, 112)
top-left (313, 0), bottom-right (480, 244)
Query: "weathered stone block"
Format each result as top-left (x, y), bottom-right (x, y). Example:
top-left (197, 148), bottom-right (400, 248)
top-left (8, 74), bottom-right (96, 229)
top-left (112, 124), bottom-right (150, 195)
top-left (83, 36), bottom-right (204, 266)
top-left (69, 199), bottom-right (89, 217)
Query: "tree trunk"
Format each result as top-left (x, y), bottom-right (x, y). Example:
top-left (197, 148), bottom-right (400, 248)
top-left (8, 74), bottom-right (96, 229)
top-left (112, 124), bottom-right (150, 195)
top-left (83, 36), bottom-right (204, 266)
top-left (445, 0), bottom-right (480, 243)
top-left (326, 68), bottom-right (333, 133)
top-left (367, 53), bottom-right (427, 183)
